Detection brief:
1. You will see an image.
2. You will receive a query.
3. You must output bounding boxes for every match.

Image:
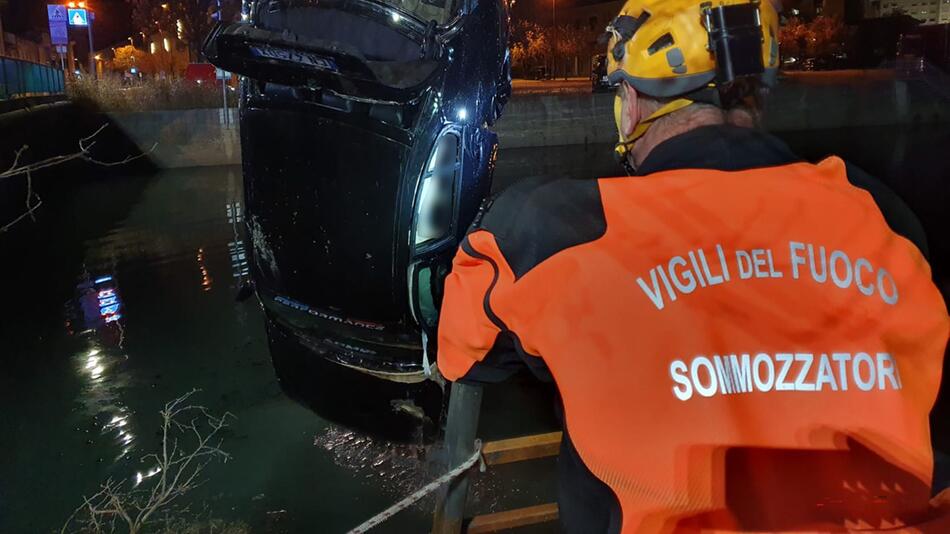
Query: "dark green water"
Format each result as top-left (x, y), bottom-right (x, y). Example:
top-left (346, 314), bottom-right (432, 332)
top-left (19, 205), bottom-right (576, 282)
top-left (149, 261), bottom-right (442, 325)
top-left (0, 163), bottom-right (558, 534)
top-left (1, 124), bottom-right (948, 533)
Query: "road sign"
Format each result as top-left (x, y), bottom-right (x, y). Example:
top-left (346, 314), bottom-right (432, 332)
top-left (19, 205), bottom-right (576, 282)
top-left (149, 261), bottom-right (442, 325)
top-left (216, 68), bottom-right (230, 80)
top-left (47, 4), bottom-right (67, 21)
top-left (47, 5), bottom-right (69, 45)
top-left (68, 8), bottom-right (89, 26)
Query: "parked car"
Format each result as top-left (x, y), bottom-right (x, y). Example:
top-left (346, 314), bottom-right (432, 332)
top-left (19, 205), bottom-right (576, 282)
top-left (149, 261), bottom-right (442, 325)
top-left (204, 0), bottom-right (511, 383)
top-left (591, 53), bottom-right (612, 92)
top-left (529, 65), bottom-right (552, 80)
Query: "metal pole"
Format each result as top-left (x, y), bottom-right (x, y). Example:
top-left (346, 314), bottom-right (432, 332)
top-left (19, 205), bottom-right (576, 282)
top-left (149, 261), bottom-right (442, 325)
top-left (87, 12), bottom-right (96, 80)
top-left (214, 0), bottom-right (228, 129)
top-left (221, 74), bottom-right (229, 127)
top-left (432, 382), bottom-right (483, 534)
top-left (552, 0), bottom-right (557, 79)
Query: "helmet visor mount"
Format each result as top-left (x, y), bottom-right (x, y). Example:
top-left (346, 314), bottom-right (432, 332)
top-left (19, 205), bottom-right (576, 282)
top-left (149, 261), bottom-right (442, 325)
top-left (701, 1), bottom-right (766, 91)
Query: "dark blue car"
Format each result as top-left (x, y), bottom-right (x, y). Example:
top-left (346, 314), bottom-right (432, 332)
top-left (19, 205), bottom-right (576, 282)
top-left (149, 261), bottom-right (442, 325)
top-left (204, 0), bottom-right (511, 382)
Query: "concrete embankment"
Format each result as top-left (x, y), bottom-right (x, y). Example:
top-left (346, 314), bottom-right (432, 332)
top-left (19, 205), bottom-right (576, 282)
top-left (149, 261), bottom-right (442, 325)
top-left (4, 70), bottom-right (947, 169)
top-left (0, 101), bottom-right (156, 226)
top-left (104, 108), bottom-right (240, 168)
top-left (495, 70), bottom-right (950, 149)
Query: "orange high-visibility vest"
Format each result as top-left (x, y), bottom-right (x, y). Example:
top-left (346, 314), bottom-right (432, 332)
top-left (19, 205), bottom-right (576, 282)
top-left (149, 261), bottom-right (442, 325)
top-left (438, 157), bottom-right (950, 533)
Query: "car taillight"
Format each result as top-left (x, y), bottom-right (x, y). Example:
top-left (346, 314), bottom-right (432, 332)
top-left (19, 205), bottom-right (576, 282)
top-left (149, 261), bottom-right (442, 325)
top-left (413, 132), bottom-right (459, 248)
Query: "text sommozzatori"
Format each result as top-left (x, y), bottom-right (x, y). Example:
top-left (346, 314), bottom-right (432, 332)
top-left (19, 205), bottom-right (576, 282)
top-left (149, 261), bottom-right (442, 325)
top-left (669, 352), bottom-right (902, 401)
top-left (635, 242), bottom-right (900, 310)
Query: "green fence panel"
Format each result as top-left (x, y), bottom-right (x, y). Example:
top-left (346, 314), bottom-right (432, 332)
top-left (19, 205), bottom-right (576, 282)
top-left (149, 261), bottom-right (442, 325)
top-left (0, 56), bottom-right (66, 99)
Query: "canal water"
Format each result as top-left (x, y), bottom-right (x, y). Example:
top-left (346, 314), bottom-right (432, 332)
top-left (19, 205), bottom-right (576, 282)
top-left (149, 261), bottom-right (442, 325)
top-left (1, 124), bottom-right (948, 533)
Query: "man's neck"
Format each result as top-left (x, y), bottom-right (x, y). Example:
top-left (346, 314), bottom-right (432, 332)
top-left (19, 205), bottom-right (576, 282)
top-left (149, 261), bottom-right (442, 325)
top-left (632, 107), bottom-right (727, 168)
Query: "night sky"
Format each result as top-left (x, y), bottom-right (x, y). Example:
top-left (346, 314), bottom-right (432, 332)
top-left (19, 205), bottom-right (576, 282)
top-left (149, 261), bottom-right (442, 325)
top-left (2, 0), bottom-right (133, 50)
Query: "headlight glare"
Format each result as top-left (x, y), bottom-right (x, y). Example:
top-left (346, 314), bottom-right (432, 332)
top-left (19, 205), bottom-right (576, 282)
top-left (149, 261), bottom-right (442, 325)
top-left (413, 133), bottom-right (459, 247)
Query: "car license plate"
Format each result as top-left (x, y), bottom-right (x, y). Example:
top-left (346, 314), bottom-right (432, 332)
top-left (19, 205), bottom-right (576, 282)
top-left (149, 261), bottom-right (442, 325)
top-left (249, 44), bottom-right (339, 72)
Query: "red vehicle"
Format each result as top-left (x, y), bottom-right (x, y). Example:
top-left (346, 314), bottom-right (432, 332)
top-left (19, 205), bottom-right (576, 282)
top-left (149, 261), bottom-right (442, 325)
top-left (184, 63), bottom-right (217, 84)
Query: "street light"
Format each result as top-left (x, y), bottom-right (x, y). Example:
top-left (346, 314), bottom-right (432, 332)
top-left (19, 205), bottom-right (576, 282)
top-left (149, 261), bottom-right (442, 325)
top-left (551, 0), bottom-right (558, 78)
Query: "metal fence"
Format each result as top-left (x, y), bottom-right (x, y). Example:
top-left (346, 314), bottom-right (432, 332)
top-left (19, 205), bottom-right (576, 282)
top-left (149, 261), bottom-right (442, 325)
top-left (0, 56), bottom-right (66, 100)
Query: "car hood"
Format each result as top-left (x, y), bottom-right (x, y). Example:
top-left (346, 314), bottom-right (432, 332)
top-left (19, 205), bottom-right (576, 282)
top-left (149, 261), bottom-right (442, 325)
top-left (204, 0), bottom-right (448, 102)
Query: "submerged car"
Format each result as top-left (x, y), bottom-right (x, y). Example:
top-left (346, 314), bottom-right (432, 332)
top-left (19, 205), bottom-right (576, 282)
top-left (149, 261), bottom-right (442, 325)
top-left (204, 0), bottom-right (511, 382)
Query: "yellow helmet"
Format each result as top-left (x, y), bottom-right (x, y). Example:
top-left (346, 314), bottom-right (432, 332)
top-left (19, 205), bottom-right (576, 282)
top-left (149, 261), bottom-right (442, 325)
top-left (606, 0), bottom-right (780, 162)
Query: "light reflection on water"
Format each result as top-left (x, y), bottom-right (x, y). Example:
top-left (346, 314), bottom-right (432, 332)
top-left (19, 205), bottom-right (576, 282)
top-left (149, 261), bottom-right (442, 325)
top-left (2, 164), bottom-right (539, 533)
top-left (75, 345), bottom-right (137, 462)
top-left (313, 426), bottom-right (430, 497)
top-left (61, 169), bottom-right (252, 503)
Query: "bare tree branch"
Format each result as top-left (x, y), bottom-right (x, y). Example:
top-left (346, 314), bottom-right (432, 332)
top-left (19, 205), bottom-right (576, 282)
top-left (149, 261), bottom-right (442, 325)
top-left (61, 390), bottom-right (234, 534)
top-left (1, 124), bottom-right (156, 234)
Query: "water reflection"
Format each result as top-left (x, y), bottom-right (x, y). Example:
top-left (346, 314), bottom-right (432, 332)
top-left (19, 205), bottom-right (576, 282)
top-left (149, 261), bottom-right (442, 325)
top-left (268, 328), bottom-right (454, 505)
top-left (75, 344), bottom-right (138, 461)
top-left (266, 315), bottom-right (444, 444)
top-left (67, 273), bottom-right (126, 346)
top-left (227, 201), bottom-right (250, 282)
top-left (197, 247), bottom-right (213, 292)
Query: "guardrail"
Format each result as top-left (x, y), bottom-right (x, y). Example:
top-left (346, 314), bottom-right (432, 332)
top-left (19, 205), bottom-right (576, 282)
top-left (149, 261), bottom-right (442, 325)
top-left (0, 56), bottom-right (66, 100)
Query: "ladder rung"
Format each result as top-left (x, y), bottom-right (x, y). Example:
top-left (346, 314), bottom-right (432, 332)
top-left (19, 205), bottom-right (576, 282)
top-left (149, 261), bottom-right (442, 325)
top-left (481, 431), bottom-right (562, 466)
top-left (467, 502), bottom-right (559, 533)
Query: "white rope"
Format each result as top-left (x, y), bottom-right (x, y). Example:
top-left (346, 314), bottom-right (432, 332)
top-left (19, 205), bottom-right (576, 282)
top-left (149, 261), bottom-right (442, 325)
top-left (421, 331), bottom-right (432, 377)
top-left (345, 440), bottom-right (483, 534)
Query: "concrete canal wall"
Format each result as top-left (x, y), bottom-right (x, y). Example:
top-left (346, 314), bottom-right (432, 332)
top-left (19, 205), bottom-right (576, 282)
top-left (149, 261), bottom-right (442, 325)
top-left (5, 70), bottom-right (946, 169)
top-left (496, 70), bottom-right (950, 149)
top-left (115, 71), bottom-right (950, 168)
top-left (104, 108), bottom-right (240, 168)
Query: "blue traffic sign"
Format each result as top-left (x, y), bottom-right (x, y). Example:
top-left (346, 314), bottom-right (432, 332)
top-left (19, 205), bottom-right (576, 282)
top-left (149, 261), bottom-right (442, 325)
top-left (47, 5), bottom-right (69, 45)
top-left (68, 8), bottom-right (89, 26)
top-left (48, 4), bottom-right (67, 21)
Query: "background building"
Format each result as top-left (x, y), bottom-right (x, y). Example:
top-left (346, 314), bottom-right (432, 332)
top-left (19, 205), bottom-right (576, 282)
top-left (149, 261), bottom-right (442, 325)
top-left (1, 29), bottom-right (72, 69)
top-left (870, 0), bottom-right (950, 24)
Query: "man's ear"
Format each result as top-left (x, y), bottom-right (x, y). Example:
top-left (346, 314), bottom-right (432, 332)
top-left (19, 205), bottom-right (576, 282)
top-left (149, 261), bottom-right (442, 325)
top-left (619, 81), bottom-right (640, 139)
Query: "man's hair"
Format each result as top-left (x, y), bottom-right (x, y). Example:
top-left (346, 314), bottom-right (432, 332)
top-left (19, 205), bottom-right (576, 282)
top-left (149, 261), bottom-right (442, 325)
top-left (641, 88), bottom-right (763, 134)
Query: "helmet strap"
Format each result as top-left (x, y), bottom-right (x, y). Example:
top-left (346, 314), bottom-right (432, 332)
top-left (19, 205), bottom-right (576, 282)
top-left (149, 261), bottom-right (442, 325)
top-left (615, 97), bottom-right (693, 174)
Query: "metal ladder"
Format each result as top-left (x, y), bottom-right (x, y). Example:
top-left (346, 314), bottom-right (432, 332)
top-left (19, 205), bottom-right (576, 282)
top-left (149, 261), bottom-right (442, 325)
top-left (431, 382), bottom-right (563, 533)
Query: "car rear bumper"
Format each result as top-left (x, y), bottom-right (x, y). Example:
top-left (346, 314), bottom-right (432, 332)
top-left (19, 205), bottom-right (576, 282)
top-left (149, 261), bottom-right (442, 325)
top-left (259, 289), bottom-right (429, 383)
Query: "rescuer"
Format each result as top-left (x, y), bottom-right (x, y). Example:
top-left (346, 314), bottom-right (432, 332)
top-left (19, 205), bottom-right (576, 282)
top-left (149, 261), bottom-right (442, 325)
top-left (437, 0), bottom-right (950, 532)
